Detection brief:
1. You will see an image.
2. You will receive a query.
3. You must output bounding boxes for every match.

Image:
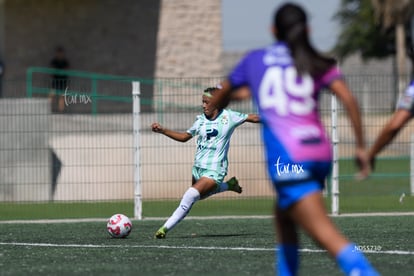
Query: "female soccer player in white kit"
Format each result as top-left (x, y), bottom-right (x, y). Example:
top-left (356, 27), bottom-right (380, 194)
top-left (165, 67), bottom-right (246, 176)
top-left (213, 3), bottom-right (379, 276)
top-left (152, 87), bottom-right (260, 238)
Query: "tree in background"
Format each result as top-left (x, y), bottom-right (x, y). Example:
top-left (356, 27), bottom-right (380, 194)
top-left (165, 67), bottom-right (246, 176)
top-left (335, 0), bottom-right (392, 60)
top-left (335, 0), bottom-right (414, 97)
top-left (371, 0), bottom-right (414, 96)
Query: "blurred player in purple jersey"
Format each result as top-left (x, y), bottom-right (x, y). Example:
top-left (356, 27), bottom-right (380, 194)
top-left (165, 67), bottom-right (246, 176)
top-left (368, 80), bottom-right (414, 168)
top-left (213, 3), bottom-right (378, 276)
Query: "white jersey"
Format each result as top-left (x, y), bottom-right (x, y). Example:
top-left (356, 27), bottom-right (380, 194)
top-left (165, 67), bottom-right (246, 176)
top-left (398, 80), bottom-right (414, 115)
top-left (186, 109), bottom-right (248, 174)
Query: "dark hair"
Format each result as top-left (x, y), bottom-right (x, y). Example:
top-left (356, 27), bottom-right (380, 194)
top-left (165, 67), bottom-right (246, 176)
top-left (203, 87), bottom-right (217, 93)
top-left (203, 87), bottom-right (220, 98)
top-left (203, 86), bottom-right (229, 109)
top-left (274, 3), bottom-right (335, 76)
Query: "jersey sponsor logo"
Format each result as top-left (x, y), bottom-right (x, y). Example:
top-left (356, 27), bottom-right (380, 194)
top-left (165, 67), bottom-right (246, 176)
top-left (263, 53), bottom-right (291, 66)
top-left (206, 128), bottom-right (219, 140)
top-left (291, 125), bottom-right (320, 138)
top-left (197, 144), bottom-right (217, 151)
top-left (291, 126), bottom-right (322, 144)
top-left (263, 44), bottom-right (292, 66)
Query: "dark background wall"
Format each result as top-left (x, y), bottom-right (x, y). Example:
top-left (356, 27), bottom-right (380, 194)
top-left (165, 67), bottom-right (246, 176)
top-left (2, 0), bottom-right (160, 103)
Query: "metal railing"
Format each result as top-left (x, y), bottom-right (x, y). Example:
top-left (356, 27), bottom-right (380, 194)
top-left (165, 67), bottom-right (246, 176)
top-left (26, 67), bottom-right (151, 114)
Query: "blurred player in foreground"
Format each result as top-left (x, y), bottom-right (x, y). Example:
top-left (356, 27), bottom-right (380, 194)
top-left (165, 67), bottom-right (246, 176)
top-left (212, 3), bottom-right (378, 276)
top-left (368, 80), bottom-right (414, 168)
top-left (152, 87), bottom-right (260, 239)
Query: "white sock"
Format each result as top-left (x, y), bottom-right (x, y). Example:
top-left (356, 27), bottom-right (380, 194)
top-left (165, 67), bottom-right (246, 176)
top-left (164, 187), bottom-right (200, 231)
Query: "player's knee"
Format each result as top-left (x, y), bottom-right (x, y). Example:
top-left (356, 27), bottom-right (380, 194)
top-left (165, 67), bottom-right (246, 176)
top-left (182, 187), bottom-right (201, 204)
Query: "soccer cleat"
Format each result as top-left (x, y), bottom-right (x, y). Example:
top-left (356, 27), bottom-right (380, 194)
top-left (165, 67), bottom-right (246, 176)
top-left (227, 176), bottom-right (242, 194)
top-left (155, 226), bottom-right (167, 239)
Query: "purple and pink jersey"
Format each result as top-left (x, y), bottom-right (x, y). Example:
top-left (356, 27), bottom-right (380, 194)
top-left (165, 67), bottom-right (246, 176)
top-left (228, 42), bottom-right (341, 165)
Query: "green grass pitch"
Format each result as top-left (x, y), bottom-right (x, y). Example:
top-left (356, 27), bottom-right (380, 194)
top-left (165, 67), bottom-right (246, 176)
top-left (1, 157), bottom-right (413, 274)
top-left (0, 216), bottom-right (413, 275)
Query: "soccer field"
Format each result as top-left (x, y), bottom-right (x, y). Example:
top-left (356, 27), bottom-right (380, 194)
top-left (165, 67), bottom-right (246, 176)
top-left (1, 215), bottom-right (413, 275)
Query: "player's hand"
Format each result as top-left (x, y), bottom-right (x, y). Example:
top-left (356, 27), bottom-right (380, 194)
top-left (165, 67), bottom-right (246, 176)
top-left (151, 123), bottom-right (164, 134)
top-left (355, 147), bottom-right (371, 180)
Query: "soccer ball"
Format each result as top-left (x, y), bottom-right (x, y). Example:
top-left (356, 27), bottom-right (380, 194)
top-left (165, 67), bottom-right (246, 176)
top-left (107, 214), bottom-right (132, 238)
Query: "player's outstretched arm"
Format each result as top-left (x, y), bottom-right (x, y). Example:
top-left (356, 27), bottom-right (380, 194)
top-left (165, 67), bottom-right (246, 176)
top-left (329, 79), bottom-right (370, 179)
top-left (212, 81), bottom-right (252, 110)
top-left (231, 86), bottom-right (251, 101)
top-left (246, 114), bottom-right (260, 123)
top-left (368, 109), bottom-right (411, 167)
top-left (151, 123), bottom-right (192, 142)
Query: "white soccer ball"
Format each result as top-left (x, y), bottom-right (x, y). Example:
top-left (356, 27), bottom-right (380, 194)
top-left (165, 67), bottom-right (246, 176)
top-left (107, 214), bottom-right (132, 238)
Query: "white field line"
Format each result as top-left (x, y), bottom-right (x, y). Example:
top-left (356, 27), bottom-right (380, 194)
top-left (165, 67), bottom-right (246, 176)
top-left (330, 212), bottom-right (414, 217)
top-left (1, 212), bottom-right (414, 224)
top-left (0, 242), bottom-right (413, 255)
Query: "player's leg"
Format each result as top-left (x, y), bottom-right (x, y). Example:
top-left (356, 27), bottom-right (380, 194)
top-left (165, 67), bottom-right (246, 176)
top-left (275, 206), bottom-right (299, 276)
top-left (289, 191), bottom-right (379, 275)
top-left (155, 176), bottom-right (216, 239)
top-left (58, 95), bottom-right (65, 112)
top-left (206, 176), bottom-right (242, 196)
top-left (193, 176), bottom-right (221, 196)
top-left (197, 169), bottom-right (239, 199)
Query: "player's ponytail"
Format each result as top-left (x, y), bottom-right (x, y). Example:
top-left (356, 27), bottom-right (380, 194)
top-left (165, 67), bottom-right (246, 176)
top-left (274, 3), bottom-right (335, 77)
